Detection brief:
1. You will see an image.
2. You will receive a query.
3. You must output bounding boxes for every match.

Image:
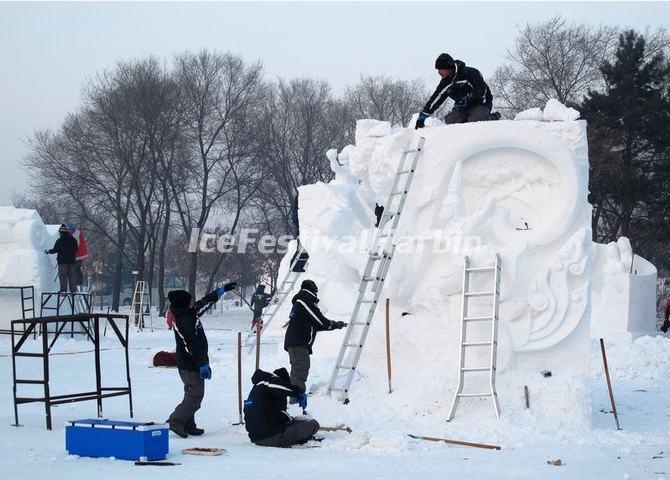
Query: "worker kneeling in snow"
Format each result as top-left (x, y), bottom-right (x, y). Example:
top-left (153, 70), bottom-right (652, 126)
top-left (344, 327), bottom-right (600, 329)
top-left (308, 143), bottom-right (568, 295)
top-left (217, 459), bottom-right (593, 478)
top-left (244, 368), bottom-right (319, 448)
top-left (284, 280), bottom-right (346, 401)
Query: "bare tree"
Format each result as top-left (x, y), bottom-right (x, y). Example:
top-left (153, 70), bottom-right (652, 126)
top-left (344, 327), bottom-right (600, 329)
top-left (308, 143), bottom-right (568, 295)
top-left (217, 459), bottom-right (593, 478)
top-left (172, 50), bottom-right (264, 295)
top-left (257, 78), bottom-right (346, 235)
top-left (491, 15), bottom-right (617, 116)
top-left (344, 75), bottom-right (427, 127)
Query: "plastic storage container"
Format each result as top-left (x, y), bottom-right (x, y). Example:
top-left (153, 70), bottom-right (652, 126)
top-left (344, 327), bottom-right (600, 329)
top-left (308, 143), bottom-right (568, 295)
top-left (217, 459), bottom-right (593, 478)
top-left (66, 419), bottom-right (169, 461)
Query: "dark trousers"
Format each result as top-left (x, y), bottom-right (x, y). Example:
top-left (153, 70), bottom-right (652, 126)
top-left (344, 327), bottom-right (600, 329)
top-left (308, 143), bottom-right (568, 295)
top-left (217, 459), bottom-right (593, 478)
top-left (74, 261), bottom-right (84, 286)
top-left (253, 418), bottom-right (320, 448)
top-left (445, 104), bottom-right (491, 124)
top-left (168, 369), bottom-right (205, 428)
top-left (287, 346), bottom-right (311, 392)
top-left (58, 264), bottom-right (77, 293)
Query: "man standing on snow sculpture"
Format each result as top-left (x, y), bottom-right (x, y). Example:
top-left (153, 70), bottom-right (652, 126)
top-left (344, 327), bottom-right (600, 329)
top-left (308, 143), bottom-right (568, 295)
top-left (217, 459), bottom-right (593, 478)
top-left (415, 53), bottom-right (494, 128)
top-left (284, 280), bottom-right (346, 401)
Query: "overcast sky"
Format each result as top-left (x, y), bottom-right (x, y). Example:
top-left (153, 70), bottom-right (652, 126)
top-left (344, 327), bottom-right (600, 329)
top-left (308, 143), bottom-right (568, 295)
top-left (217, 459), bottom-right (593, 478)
top-left (1, 1), bottom-right (668, 205)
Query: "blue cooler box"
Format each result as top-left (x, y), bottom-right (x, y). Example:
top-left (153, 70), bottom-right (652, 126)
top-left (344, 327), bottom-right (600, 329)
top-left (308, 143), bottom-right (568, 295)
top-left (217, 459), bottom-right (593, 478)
top-left (66, 419), bottom-right (169, 461)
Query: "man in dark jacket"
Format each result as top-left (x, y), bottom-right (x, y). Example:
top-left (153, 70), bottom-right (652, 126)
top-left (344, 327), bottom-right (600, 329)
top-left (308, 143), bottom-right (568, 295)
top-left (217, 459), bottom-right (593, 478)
top-left (166, 282), bottom-right (236, 438)
top-left (244, 368), bottom-right (319, 448)
top-left (44, 224), bottom-right (78, 292)
top-left (284, 280), bottom-right (346, 397)
top-left (250, 284), bottom-right (273, 332)
top-left (415, 53), bottom-right (493, 128)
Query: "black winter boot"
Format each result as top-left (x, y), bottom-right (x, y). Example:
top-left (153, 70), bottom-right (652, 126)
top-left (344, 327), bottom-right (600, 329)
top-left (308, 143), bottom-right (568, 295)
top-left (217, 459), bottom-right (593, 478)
top-left (186, 424), bottom-right (205, 436)
top-left (169, 422), bottom-right (189, 438)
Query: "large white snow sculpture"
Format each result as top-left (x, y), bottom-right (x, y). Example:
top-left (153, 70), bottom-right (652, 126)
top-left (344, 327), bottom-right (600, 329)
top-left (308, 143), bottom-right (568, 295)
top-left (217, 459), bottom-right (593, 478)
top-left (0, 207), bottom-right (59, 328)
top-left (269, 99), bottom-right (657, 423)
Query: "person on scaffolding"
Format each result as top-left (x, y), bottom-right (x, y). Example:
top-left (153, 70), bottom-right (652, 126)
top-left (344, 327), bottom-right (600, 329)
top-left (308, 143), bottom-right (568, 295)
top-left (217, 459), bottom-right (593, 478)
top-left (166, 282), bottom-right (237, 438)
top-left (44, 224), bottom-right (78, 293)
top-left (66, 221), bottom-right (89, 289)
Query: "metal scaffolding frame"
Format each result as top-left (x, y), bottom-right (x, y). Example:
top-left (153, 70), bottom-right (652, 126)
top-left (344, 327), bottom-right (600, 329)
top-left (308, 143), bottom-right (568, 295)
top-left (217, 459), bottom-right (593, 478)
top-left (0, 286), bottom-right (35, 335)
top-left (10, 313), bottom-right (133, 430)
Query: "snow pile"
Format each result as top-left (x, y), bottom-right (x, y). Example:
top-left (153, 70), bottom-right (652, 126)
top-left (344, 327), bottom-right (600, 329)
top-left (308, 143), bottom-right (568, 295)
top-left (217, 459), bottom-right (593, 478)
top-left (0, 208), bottom-right (59, 328)
top-left (515, 99), bottom-right (580, 122)
top-left (596, 335), bottom-right (670, 382)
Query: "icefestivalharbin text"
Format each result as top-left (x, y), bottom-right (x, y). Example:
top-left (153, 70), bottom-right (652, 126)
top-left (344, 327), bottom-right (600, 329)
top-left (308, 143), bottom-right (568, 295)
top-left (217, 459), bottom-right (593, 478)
top-left (187, 227), bottom-right (483, 255)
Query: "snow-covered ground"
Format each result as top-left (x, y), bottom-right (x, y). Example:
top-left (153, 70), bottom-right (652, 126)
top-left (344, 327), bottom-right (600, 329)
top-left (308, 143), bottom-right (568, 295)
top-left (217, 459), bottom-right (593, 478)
top-left (1, 307), bottom-right (669, 479)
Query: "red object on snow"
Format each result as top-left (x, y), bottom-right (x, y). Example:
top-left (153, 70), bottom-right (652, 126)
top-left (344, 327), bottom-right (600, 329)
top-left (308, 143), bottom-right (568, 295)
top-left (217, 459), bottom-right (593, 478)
top-left (166, 310), bottom-right (175, 329)
top-left (153, 351), bottom-right (177, 368)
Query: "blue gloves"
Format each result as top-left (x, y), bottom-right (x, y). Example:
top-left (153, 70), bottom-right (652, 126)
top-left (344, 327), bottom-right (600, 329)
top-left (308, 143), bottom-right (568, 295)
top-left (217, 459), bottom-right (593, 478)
top-left (453, 94), bottom-right (472, 112)
top-left (414, 111), bottom-right (430, 129)
top-left (297, 393), bottom-right (308, 410)
top-left (199, 364), bottom-right (212, 380)
top-left (215, 282), bottom-right (238, 298)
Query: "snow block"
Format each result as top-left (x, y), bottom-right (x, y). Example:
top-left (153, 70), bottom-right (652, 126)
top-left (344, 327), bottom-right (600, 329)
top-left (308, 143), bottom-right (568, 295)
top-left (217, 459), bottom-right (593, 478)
top-left (65, 419), bottom-right (169, 462)
top-left (0, 207), bottom-right (59, 328)
top-left (268, 100), bottom-right (657, 425)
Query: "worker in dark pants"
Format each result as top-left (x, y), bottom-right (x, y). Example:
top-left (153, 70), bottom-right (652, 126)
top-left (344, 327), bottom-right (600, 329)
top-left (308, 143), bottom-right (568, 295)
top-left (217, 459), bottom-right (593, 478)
top-left (244, 368), bottom-right (319, 448)
top-left (250, 284), bottom-right (272, 333)
top-left (415, 53), bottom-right (494, 128)
top-left (44, 224), bottom-right (78, 292)
top-left (284, 280), bottom-right (346, 401)
top-left (167, 282), bottom-right (237, 438)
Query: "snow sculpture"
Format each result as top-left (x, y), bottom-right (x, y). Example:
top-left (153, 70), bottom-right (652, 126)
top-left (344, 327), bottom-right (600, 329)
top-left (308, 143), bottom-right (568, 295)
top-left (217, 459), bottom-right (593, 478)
top-left (270, 100), bottom-right (657, 423)
top-left (0, 208), bottom-right (59, 328)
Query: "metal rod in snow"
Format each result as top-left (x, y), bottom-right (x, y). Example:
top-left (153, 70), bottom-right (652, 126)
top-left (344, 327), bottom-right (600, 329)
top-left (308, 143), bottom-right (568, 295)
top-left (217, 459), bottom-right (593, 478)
top-left (255, 325), bottom-right (261, 371)
top-left (385, 298), bottom-right (392, 394)
top-left (524, 385), bottom-right (529, 409)
top-left (599, 338), bottom-right (621, 430)
top-left (235, 331), bottom-right (244, 425)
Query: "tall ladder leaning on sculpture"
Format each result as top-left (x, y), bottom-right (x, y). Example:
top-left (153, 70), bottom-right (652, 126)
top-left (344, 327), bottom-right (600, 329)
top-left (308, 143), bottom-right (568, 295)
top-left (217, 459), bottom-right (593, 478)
top-left (327, 136), bottom-right (425, 403)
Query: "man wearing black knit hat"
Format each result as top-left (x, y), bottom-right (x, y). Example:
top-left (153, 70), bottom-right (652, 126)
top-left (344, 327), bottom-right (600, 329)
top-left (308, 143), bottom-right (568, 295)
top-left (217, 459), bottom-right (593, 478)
top-left (415, 53), bottom-right (494, 128)
top-left (284, 279), bottom-right (346, 402)
top-left (166, 282), bottom-right (236, 438)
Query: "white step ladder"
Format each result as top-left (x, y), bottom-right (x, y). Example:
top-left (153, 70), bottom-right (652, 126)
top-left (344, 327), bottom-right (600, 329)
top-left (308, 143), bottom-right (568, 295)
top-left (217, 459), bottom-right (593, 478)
top-left (131, 280), bottom-right (153, 332)
top-left (447, 254), bottom-right (501, 421)
top-left (328, 136), bottom-right (425, 403)
top-left (244, 242), bottom-right (309, 348)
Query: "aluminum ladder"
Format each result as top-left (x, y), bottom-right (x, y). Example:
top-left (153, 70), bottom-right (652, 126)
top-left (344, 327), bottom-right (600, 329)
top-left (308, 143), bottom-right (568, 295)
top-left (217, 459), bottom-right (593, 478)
top-left (131, 280), bottom-right (153, 332)
top-left (244, 242), bottom-right (309, 348)
top-left (447, 254), bottom-right (501, 421)
top-left (328, 136), bottom-right (425, 403)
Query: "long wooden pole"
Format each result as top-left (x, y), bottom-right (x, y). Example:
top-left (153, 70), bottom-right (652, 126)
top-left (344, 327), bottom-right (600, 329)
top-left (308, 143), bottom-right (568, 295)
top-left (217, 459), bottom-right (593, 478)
top-left (255, 325), bottom-right (261, 371)
top-left (599, 338), bottom-right (622, 430)
top-left (385, 298), bottom-right (392, 394)
top-left (236, 331), bottom-right (244, 425)
top-left (407, 434), bottom-right (501, 450)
